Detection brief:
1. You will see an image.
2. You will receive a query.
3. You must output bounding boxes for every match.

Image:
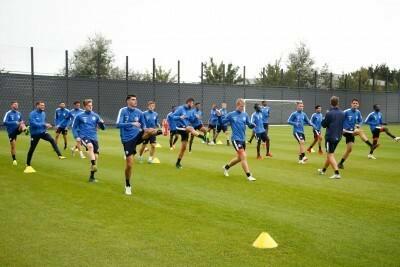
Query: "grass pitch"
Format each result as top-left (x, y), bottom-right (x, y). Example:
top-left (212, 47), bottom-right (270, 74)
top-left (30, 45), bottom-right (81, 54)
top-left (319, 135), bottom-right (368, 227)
top-left (0, 126), bottom-right (399, 266)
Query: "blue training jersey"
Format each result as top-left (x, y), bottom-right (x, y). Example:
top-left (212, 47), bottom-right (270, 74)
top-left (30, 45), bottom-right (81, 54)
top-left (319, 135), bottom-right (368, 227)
top-left (172, 105), bottom-right (192, 128)
top-left (189, 108), bottom-right (203, 127)
top-left (364, 111), bottom-right (383, 132)
top-left (343, 108), bottom-right (363, 131)
top-left (209, 108), bottom-right (219, 125)
top-left (116, 107), bottom-right (146, 143)
top-left (250, 111), bottom-right (265, 134)
top-left (69, 108), bottom-right (84, 126)
top-left (310, 112), bottom-right (323, 131)
top-left (167, 112), bottom-right (177, 131)
top-left (143, 110), bottom-right (159, 128)
top-left (217, 108), bottom-right (228, 126)
top-left (261, 106), bottom-right (271, 124)
top-left (3, 109), bottom-right (22, 134)
top-left (29, 109), bottom-right (47, 136)
top-left (54, 108), bottom-right (70, 128)
top-left (287, 111), bottom-right (314, 134)
top-left (72, 110), bottom-right (105, 141)
top-left (220, 110), bottom-right (255, 142)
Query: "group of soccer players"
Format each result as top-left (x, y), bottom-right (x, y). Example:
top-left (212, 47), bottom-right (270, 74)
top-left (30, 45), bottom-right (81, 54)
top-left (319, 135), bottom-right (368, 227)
top-left (3, 94), bottom-right (399, 195)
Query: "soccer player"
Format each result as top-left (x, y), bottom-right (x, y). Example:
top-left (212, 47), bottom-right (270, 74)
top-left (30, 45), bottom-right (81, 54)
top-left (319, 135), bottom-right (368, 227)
top-left (338, 99), bottom-right (377, 169)
top-left (138, 101), bottom-right (160, 163)
top-left (207, 103), bottom-right (219, 145)
top-left (117, 95), bottom-right (162, 195)
top-left (172, 98), bottom-right (206, 169)
top-left (318, 96), bottom-right (345, 179)
top-left (3, 101), bottom-right (28, 166)
top-left (24, 101), bottom-right (66, 173)
top-left (307, 105), bottom-right (324, 154)
top-left (250, 103), bottom-right (268, 159)
top-left (72, 99), bottom-right (105, 182)
top-left (261, 100), bottom-right (272, 156)
top-left (214, 102), bottom-right (230, 146)
top-left (188, 102), bottom-right (208, 152)
top-left (54, 102), bottom-right (70, 150)
top-left (69, 101), bottom-right (86, 158)
top-left (364, 104), bottom-right (400, 159)
top-left (221, 98), bottom-right (256, 181)
top-left (287, 102), bottom-right (316, 164)
top-left (167, 106), bottom-right (179, 150)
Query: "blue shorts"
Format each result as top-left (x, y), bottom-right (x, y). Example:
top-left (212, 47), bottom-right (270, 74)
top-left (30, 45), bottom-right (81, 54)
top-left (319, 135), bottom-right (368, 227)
top-left (81, 138), bottom-right (100, 154)
top-left (325, 139), bottom-right (340, 153)
top-left (255, 132), bottom-right (267, 142)
top-left (232, 140), bottom-right (246, 151)
top-left (293, 132), bottom-right (305, 143)
top-left (123, 132), bottom-right (144, 157)
top-left (8, 128), bottom-right (21, 142)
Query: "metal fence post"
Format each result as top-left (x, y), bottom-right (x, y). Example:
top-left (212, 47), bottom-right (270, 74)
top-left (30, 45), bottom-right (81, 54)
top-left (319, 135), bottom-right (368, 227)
top-left (358, 72), bottom-right (361, 92)
top-left (152, 58), bottom-right (156, 101)
top-left (201, 62), bottom-right (204, 84)
top-left (314, 71), bottom-right (317, 88)
top-left (178, 60), bottom-right (181, 104)
top-left (329, 73), bottom-right (333, 90)
top-left (297, 71), bottom-right (300, 88)
top-left (65, 50), bottom-right (69, 106)
top-left (344, 74), bottom-right (347, 90)
top-left (96, 52), bottom-right (100, 113)
top-left (126, 56), bottom-right (129, 95)
top-left (31, 46), bottom-right (35, 108)
top-left (280, 69), bottom-right (284, 86)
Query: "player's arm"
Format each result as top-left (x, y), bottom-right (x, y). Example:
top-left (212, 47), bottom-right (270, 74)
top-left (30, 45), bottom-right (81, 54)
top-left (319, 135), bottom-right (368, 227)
top-left (116, 108), bottom-right (132, 128)
top-left (364, 112), bottom-right (373, 125)
top-left (287, 113), bottom-right (297, 126)
top-left (97, 115), bottom-right (105, 130)
top-left (155, 113), bottom-right (161, 128)
top-left (246, 114), bottom-right (256, 129)
top-left (304, 114), bottom-right (315, 128)
top-left (71, 115), bottom-right (80, 136)
top-left (3, 112), bottom-right (17, 126)
top-left (172, 107), bottom-right (184, 121)
top-left (355, 111), bottom-right (363, 128)
top-left (321, 112), bottom-right (330, 128)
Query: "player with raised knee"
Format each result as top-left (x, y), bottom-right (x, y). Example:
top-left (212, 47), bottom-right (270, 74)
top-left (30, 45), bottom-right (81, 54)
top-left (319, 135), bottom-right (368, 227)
top-left (3, 101), bottom-right (28, 166)
top-left (138, 101), bottom-right (161, 164)
top-left (188, 102), bottom-right (207, 153)
top-left (287, 102), bottom-right (316, 164)
top-left (72, 99), bottom-right (105, 182)
top-left (214, 102), bottom-right (230, 146)
top-left (207, 103), bottom-right (218, 145)
top-left (364, 104), bottom-right (400, 159)
top-left (54, 102), bottom-right (70, 150)
top-left (250, 103), bottom-right (267, 159)
top-left (221, 98), bottom-right (256, 181)
top-left (167, 106), bottom-right (179, 150)
top-left (307, 105), bottom-right (323, 155)
top-left (338, 99), bottom-right (377, 169)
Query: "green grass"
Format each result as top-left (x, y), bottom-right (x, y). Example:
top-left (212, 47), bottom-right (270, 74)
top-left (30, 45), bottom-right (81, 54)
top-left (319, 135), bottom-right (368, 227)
top-left (1, 126), bottom-right (399, 267)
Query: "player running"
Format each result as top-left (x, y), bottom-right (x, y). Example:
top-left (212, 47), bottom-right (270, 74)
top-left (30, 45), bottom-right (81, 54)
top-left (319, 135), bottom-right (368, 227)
top-left (72, 99), bottom-right (105, 182)
top-left (54, 102), bottom-right (70, 150)
top-left (207, 103), bottom-right (219, 145)
top-left (221, 98), bottom-right (256, 181)
top-left (214, 102), bottom-right (230, 146)
top-left (69, 101), bottom-right (86, 158)
top-left (307, 105), bottom-right (324, 154)
top-left (287, 102), bottom-right (316, 164)
top-left (24, 101), bottom-right (66, 173)
top-left (338, 99), bottom-right (377, 169)
top-left (318, 96), bottom-right (345, 179)
top-left (172, 98), bottom-right (206, 169)
top-left (364, 104), bottom-right (400, 159)
top-left (138, 101), bottom-right (161, 164)
top-left (3, 101), bottom-right (28, 166)
top-left (188, 102), bottom-right (208, 153)
top-left (167, 106), bottom-right (179, 150)
top-left (250, 103), bottom-right (268, 159)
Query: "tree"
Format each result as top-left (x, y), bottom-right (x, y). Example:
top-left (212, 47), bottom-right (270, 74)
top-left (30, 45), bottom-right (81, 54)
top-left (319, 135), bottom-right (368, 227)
top-left (69, 33), bottom-right (115, 78)
top-left (153, 66), bottom-right (176, 83)
top-left (203, 57), bottom-right (244, 84)
top-left (255, 59), bottom-right (282, 86)
top-left (286, 42), bottom-right (315, 87)
top-left (318, 63), bottom-right (330, 88)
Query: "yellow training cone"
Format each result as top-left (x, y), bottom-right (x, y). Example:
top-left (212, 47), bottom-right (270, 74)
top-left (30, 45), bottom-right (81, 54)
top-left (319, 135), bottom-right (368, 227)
top-left (151, 157), bottom-right (161, 164)
top-left (216, 140), bottom-right (223, 145)
top-left (252, 232), bottom-right (278, 249)
top-left (155, 143), bottom-right (162, 148)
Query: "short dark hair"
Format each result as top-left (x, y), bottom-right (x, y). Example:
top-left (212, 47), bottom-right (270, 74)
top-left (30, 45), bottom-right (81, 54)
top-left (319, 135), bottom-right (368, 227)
top-left (351, 98), bottom-right (359, 103)
top-left (186, 97), bottom-right (194, 103)
top-left (35, 101), bottom-right (44, 106)
top-left (73, 101), bottom-right (80, 105)
top-left (373, 104), bottom-right (379, 109)
top-left (315, 105), bottom-right (321, 109)
top-left (195, 102), bottom-right (200, 105)
top-left (330, 96), bottom-right (339, 107)
top-left (11, 101), bottom-right (17, 105)
top-left (126, 95), bottom-right (136, 101)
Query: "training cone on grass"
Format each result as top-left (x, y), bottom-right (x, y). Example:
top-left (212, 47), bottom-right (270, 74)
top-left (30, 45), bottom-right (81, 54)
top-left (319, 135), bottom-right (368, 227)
top-left (151, 157), bottom-right (161, 164)
top-left (216, 140), bottom-right (223, 145)
top-left (252, 232), bottom-right (278, 249)
top-left (155, 143), bottom-right (162, 148)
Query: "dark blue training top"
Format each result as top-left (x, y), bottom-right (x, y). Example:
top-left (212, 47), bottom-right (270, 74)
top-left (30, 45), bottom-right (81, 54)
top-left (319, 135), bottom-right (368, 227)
top-left (321, 107), bottom-right (345, 142)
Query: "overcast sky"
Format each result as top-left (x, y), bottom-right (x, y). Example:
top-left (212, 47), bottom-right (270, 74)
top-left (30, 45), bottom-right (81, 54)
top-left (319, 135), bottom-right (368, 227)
top-left (0, 0), bottom-right (399, 82)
